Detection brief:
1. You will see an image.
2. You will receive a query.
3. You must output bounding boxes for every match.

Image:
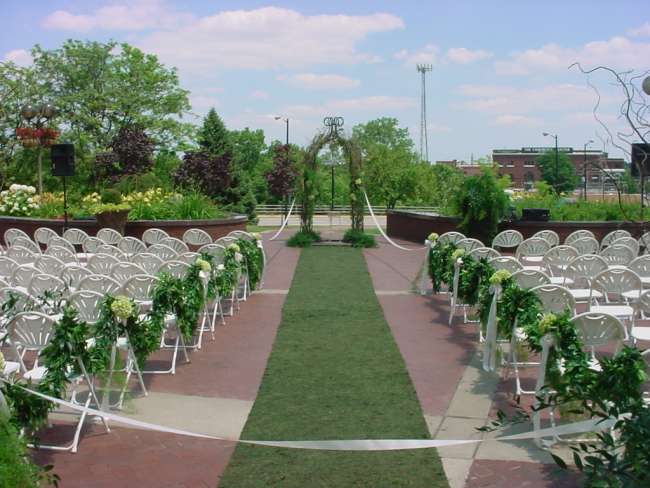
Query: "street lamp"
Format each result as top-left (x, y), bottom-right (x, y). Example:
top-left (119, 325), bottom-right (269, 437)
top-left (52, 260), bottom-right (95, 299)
top-left (19, 103), bottom-right (58, 195)
top-left (583, 139), bottom-right (594, 200)
top-left (274, 116), bottom-right (290, 221)
top-left (274, 116), bottom-right (289, 145)
top-left (543, 132), bottom-right (559, 193)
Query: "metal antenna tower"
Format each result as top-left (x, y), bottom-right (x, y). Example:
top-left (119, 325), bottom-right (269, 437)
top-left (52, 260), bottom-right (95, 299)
top-left (417, 64), bottom-right (432, 163)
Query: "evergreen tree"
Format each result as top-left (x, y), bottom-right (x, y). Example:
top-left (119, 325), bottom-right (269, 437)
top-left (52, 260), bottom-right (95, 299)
top-left (198, 108), bottom-right (232, 157)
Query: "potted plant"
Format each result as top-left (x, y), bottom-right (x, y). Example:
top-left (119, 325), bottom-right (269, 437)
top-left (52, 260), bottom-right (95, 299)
top-left (91, 189), bottom-right (131, 234)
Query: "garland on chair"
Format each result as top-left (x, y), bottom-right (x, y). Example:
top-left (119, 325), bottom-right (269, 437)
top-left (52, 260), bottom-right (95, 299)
top-left (428, 243), bottom-right (650, 485)
top-left (237, 237), bottom-right (264, 291)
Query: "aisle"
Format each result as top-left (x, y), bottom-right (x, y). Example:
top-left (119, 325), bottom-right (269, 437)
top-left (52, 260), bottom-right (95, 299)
top-left (219, 247), bottom-right (448, 487)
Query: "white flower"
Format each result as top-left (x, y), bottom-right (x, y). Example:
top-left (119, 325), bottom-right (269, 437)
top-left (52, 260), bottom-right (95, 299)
top-left (9, 184), bottom-right (18, 192)
top-left (234, 252), bottom-right (243, 263)
top-left (217, 264), bottom-right (225, 271)
top-left (0, 351), bottom-right (5, 373)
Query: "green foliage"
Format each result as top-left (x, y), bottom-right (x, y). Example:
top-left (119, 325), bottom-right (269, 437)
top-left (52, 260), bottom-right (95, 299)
top-left (237, 238), bottom-right (265, 290)
top-left (99, 188), bottom-right (122, 204)
top-left (428, 242), bottom-right (457, 293)
top-left (342, 228), bottom-right (377, 248)
top-left (198, 108), bottom-right (232, 157)
top-left (414, 163), bottom-right (465, 212)
top-left (513, 192), bottom-right (646, 221)
top-left (287, 230), bottom-right (321, 247)
top-left (0, 413), bottom-right (52, 488)
top-left (453, 167), bottom-right (509, 243)
top-left (352, 118), bottom-right (419, 209)
top-left (537, 150), bottom-right (578, 193)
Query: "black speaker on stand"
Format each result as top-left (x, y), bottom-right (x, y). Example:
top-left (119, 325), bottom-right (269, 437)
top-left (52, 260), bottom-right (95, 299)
top-left (50, 144), bottom-right (75, 232)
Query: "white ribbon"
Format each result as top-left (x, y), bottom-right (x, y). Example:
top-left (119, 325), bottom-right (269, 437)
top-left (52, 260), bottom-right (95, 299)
top-left (0, 378), bottom-right (617, 451)
top-left (362, 191), bottom-right (426, 252)
top-left (483, 284), bottom-right (501, 372)
top-left (269, 197), bottom-right (296, 241)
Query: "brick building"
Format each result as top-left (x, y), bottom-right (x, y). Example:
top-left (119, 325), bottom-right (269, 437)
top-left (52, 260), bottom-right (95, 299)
top-left (439, 148), bottom-right (626, 190)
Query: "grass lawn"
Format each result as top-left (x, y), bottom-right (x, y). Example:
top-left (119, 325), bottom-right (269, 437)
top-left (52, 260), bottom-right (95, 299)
top-left (219, 247), bottom-right (448, 487)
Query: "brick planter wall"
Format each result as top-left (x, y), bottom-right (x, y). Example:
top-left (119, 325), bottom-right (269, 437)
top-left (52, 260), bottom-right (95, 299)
top-left (386, 210), bottom-right (650, 244)
top-left (0, 215), bottom-right (247, 246)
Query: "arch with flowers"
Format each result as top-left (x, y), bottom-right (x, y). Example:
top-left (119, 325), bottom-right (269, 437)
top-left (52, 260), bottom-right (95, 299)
top-left (300, 129), bottom-right (364, 234)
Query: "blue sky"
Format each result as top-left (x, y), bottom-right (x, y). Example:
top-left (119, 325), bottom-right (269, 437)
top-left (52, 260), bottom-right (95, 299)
top-left (2, 0), bottom-right (650, 160)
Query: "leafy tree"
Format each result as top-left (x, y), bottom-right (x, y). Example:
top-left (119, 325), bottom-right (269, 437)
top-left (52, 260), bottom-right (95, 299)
top-left (453, 167), bottom-right (509, 243)
top-left (412, 163), bottom-right (464, 212)
top-left (266, 144), bottom-right (299, 200)
top-left (536, 150), bottom-right (578, 193)
top-left (231, 128), bottom-right (265, 173)
top-left (175, 151), bottom-right (232, 197)
top-left (96, 125), bottom-right (154, 183)
top-left (352, 118), bottom-right (419, 209)
top-left (198, 108), bottom-right (232, 157)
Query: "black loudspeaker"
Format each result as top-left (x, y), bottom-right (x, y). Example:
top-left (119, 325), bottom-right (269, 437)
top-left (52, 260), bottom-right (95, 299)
top-left (522, 208), bottom-right (549, 222)
top-left (631, 143), bottom-right (650, 177)
top-left (51, 143), bottom-right (75, 177)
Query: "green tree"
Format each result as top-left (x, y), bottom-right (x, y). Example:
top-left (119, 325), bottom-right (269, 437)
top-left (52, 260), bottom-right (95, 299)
top-left (198, 108), bottom-right (232, 157)
top-left (352, 117), bottom-right (419, 209)
top-left (412, 163), bottom-right (464, 212)
top-left (536, 150), bottom-right (578, 193)
top-left (453, 167), bottom-right (509, 243)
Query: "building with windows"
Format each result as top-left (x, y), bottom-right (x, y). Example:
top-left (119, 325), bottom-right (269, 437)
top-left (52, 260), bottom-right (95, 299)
top-left (491, 147), bottom-right (625, 189)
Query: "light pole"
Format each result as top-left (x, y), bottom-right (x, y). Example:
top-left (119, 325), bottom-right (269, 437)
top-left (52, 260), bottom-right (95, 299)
top-left (19, 103), bottom-right (58, 195)
top-left (543, 132), bottom-right (559, 193)
top-left (583, 139), bottom-right (594, 200)
top-left (274, 116), bottom-right (290, 221)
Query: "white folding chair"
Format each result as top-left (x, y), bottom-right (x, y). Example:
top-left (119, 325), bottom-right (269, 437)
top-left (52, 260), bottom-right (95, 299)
top-left (160, 237), bottom-right (189, 255)
top-left (142, 228), bottom-right (169, 246)
top-left (12, 236), bottom-right (41, 254)
top-left (563, 254), bottom-right (608, 306)
top-left (533, 230), bottom-right (559, 247)
top-left (148, 244), bottom-right (178, 261)
top-left (542, 245), bottom-right (578, 284)
top-left (630, 255), bottom-right (650, 288)
top-left (28, 273), bottom-right (66, 301)
top-left (96, 244), bottom-right (127, 261)
top-left (7, 246), bottom-right (37, 265)
top-left (631, 290), bottom-right (650, 344)
top-left (110, 261), bottom-right (147, 284)
top-left (78, 274), bottom-right (122, 294)
top-left (491, 230), bottom-right (523, 250)
top-left (117, 236), bottom-right (146, 256)
top-left (531, 284), bottom-right (576, 315)
top-left (0, 256), bottom-right (19, 280)
top-left (35, 254), bottom-right (66, 276)
top-left (131, 253), bottom-right (163, 275)
top-left (87, 253), bottom-right (120, 276)
top-left (47, 236), bottom-right (76, 254)
top-left (60, 265), bottom-right (93, 292)
top-left (511, 269), bottom-right (550, 290)
top-left (34, 227), bottom-right (58, 247)
top-left (610, 236), bottom-right (639, 256)
top-left (81, 236), bottom-right (103, 255)
top-left (62, 228), bottom-right (89, 248)
top-left (456, 238), bottom-right (484, 253)
top-left (590, 268), bottom-right (642, 334)
top-left (10, 264), bottom-right (39, 292)
top-left (46, 245), bottom-right (79, 265)
top-left (516, 238), bottom-right (551, 269)
top-left (438, 231), bottom-right (465, 246)
top-left (156, 260), bottom-right (190, 279)
top-left (600, 244), bottom-right (635, 269)
top-left (564, 230), bottom-right (595, 245)
top-left (197, 243), bottom-right (225, 261)
top-left (601, 229), bottom-right (632, 250)
top-left (571, 236), bottom-right (599, 255)
top-left (177, 252), bottom-right (200, 264)
top-left (5, 311), bottom-right (108, 452)
top-left (182, 228), bottom-right (212, 247)
top-left (488, 256), bottom-right (522, 274)
top-left (4, 228), bottom-right (30, 247)
top-left (468, 247), bottom-right (500, 261)
top-left (97, 228), bottom-right (122, 245)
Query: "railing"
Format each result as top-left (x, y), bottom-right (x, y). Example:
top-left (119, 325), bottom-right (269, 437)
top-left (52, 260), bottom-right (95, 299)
top-left (256, 204), bottom-right (439, 216)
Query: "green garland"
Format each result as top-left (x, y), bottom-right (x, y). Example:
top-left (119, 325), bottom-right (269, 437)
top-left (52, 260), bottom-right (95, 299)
top-left (428, 242), bottom-right (457, 293)
top-left (237, 238), bottom-right (264, 291)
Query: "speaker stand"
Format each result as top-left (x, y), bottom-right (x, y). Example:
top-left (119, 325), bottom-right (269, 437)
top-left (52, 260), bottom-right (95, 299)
top-left (62, 175), bottom-right (69, 232)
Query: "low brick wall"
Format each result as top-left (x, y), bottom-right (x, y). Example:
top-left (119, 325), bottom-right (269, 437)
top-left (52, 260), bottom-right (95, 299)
top-left (0, 215), bottom-right (247, 246)
top-left (387, 210), bottom-right (650, 244)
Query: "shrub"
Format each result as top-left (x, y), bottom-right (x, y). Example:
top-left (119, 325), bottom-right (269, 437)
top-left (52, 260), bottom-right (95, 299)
top-left (453, 167), bottom-right (509, 243)
top-left (0, 413), bottom-right (43, 487)
top-left (287, 230), bottom-right (321, 247)
top-left (174, 151), bottom-right (232, 198)
top-left (0, 184), bottom-right (39, 216)
top-left (100, 188), bottom-right (122, 204)
top-left (96, 125), bottom-right (154, 183)
top-left (343, 229), bottom-right (377, 248)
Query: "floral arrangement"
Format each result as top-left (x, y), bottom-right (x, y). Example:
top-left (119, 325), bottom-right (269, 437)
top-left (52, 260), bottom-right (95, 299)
top-left (196, 258), bottom-right (211, 273)
top-left (427, 232), bottom-right (439, 243)
top-left (489, 269), bottom-right (511, 286)
top-left (16, 127), bottom-right (60, 147)
top-left (110, 295), bottom-right (134, 320)
top-left (122, 188), bottom-right (180, 206)
top-left (0, 351), bottom-right (5, 373)
top-left (451, 248), bottom-right (465, 262)
top-left (0, 184), bottom-right (39, 216)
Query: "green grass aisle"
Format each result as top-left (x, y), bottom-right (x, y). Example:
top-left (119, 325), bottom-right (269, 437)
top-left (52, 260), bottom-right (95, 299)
top-left (220, 247), bottom-right (448, 487)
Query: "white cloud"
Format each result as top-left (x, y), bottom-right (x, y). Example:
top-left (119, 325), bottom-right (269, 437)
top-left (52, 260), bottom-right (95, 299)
top-left (629, 22), bottom-right (650, 37)
top-left (277, 73), bottom-right (360, 90)
top-left (42, 0), bottom-right (192, 32)
top-left (137, 7), bottom-right (403, 72)
top-left (283, 96), bottom-right (416, 121)
top-left (494, 114), bottom-right (542, 127)
top-left (494, 36), bottom-right (650, 75)
top-left (458, 83), bottom-right (598, 114)
top-left (250, 90), bottom-right (269, 100)
top-left (394, 44), bottom-right (439, 66)
top-left (446, 47), bottom-right (492, 64)
top-left (3, 49), bottom-right (32, 66)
